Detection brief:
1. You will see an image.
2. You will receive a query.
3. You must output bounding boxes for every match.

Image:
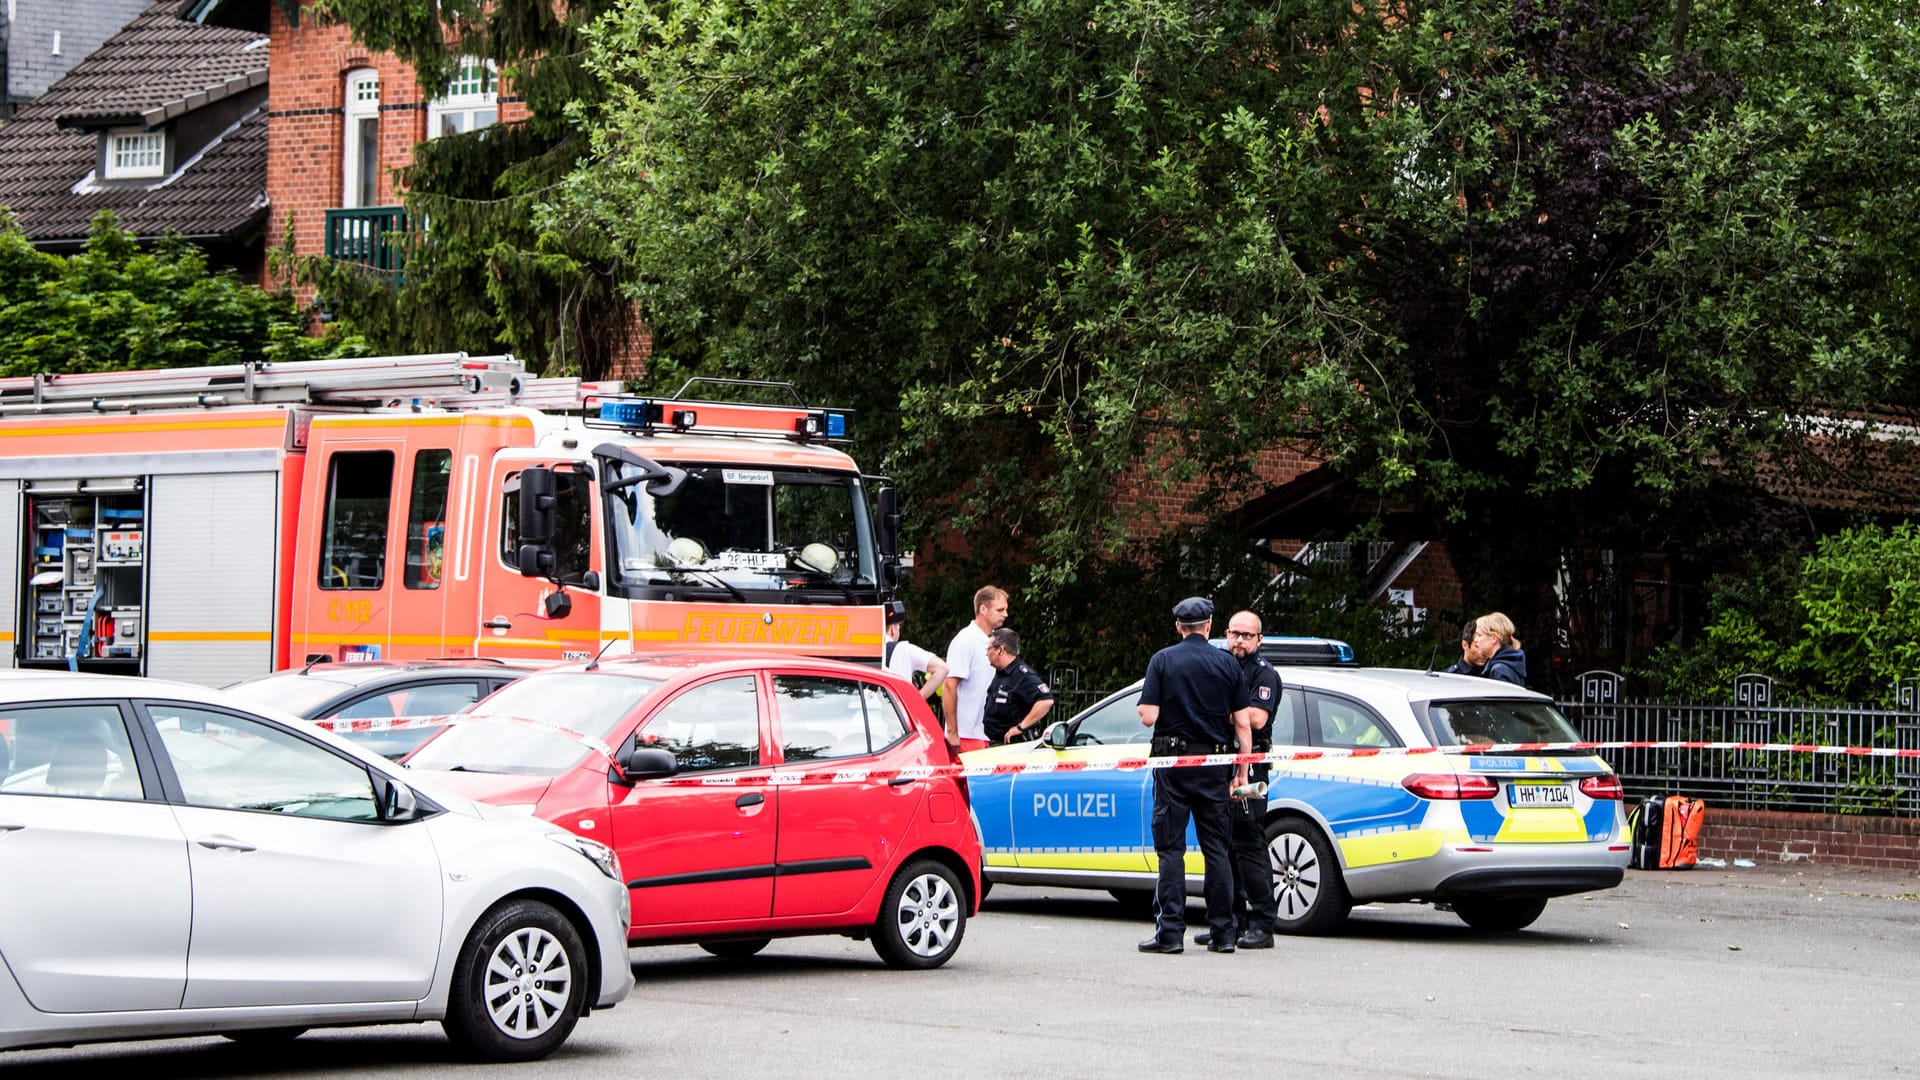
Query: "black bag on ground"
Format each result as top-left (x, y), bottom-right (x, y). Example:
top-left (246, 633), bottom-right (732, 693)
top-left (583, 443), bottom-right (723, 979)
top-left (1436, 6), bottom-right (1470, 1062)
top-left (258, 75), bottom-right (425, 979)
top-left (1629, 796), bottom-right (1666, 870)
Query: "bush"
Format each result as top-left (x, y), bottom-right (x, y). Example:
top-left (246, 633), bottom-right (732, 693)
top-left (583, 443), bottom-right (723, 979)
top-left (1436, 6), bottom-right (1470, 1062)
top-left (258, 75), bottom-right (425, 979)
top-left (1639, 523), bottom-right (1920, 704)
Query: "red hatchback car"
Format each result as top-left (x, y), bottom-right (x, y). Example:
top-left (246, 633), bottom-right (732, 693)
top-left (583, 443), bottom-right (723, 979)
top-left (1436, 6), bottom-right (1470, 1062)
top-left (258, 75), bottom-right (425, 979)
top-left (404, 654), bottom-right (980, 969)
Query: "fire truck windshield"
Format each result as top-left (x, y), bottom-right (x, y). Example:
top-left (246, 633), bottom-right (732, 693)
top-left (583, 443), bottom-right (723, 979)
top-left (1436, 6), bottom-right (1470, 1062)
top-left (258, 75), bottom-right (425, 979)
top-left (601, 461), bottom-right (879, 601)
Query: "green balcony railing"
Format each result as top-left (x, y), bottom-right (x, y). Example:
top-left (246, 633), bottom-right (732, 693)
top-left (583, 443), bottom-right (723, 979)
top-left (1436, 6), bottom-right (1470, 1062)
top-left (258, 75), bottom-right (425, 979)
top-left (324, 206), bottom-right (411, 273)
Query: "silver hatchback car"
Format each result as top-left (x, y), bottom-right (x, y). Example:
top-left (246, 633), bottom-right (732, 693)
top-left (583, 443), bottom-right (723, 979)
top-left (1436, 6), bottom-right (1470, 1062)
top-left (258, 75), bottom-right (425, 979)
top-left (0, 673), bottom-right (631, 1060)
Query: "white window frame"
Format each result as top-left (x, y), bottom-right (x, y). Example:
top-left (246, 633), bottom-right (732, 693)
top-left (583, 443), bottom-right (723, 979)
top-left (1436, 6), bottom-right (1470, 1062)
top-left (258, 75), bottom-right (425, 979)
top-left (341, 68), bottom-right (382, 208)
top-left (104, 129), bottom-right (166, 181)
top-left (425, 57), bottom-right (498, 139)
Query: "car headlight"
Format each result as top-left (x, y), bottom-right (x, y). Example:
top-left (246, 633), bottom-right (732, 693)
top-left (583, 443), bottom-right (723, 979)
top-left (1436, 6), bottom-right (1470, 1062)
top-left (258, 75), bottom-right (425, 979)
top-left (547, 831), bottom-right (622, 883)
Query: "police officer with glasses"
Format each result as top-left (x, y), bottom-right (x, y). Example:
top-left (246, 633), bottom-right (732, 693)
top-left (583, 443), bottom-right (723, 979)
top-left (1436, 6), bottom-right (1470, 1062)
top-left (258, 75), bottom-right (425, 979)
top-left (1136, 597), bottom-right (1252, 954)
top-left (1196, 610), bottom-right (1282, 950)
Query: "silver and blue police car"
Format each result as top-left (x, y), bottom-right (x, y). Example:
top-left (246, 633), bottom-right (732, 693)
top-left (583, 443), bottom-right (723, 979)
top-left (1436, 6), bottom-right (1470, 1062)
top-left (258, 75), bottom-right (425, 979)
top-left (963, 640), bottom-right (1629, 933)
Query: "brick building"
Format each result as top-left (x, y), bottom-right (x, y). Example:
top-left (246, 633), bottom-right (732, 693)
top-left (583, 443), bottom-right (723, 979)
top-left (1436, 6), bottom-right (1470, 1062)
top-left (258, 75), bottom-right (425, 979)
top-left (264, 5), bottom-right (525, 288)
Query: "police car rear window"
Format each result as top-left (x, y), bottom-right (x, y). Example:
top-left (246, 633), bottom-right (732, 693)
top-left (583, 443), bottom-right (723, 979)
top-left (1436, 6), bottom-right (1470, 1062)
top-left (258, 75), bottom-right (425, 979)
top-left (1425, 700), bottom-right (1579, 746)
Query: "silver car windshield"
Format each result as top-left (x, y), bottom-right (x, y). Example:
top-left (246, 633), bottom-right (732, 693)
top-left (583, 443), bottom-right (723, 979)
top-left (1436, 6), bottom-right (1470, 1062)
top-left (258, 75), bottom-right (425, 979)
top-left (1426, 699), bottom-right (1580, 746)
top-left (602, 461), bottom-right (877, 594)
top-left (406, 673), bottom-right (661, 775)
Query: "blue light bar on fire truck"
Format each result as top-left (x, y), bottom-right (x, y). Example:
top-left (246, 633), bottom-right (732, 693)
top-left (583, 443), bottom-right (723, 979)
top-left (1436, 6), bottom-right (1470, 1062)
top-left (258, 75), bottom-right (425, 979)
top-left (586, 395), bottom-right (852, 443)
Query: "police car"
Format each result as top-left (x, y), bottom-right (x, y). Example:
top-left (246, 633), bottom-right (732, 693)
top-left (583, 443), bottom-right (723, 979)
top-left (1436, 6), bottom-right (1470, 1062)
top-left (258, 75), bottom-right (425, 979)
top-left (964, 640), bottom-right (1628, 933)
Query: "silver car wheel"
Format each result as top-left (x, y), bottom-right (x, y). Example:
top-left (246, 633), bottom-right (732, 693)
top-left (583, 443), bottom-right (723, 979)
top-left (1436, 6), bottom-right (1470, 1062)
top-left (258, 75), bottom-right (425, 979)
top-left (1269, 829), bottom-right (1323, 920)
top-left (483, 926), bottom-right (574, 1040)
top-left (895, 870), bottom-right (960, 958)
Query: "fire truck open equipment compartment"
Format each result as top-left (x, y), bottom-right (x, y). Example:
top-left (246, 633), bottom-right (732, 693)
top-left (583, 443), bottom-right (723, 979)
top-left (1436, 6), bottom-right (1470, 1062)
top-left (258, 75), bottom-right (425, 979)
top-left (16, 479), bottom-right (145, 672)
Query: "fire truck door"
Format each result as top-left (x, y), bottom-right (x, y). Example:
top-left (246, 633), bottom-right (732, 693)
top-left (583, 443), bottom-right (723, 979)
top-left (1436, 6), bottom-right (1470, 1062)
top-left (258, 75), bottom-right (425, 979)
top-left (309, 444), bottom-right (402, 663)
top-left (476, 459), bottom-right (603, 664)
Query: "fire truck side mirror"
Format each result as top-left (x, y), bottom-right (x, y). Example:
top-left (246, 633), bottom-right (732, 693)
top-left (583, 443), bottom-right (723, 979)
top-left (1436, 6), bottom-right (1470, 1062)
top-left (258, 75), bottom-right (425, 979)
top-left (876, 485), bottom-right (902, 588)
top-left (518, 544), bottom-right (556, 579)
top-left (514, 467), bottom-right (559, 580)
top-left (517, 466), bottom-right (558, 544)
top-left (876, 486), bottom-right (900, 554)
top-left (543, 590), bottom-right (572, 619)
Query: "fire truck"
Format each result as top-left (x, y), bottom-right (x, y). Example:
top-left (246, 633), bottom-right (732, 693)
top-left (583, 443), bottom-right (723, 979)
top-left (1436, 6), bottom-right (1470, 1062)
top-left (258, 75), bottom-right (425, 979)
top-left (0, 354), bottom-right (901, 686)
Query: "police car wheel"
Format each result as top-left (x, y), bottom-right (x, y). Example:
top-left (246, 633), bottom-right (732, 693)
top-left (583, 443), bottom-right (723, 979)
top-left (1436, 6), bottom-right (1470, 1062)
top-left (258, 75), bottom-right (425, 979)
top-left (1265, 816), bottom-right (1351, 935)
top-left (1107, 889), bottom-right (1156, 919)
top-left (1450, 896), bottom-right (1548, 932)
top-left (699, 938), bottom-right (770, 959)
top-left (873, 859), bottom-right (966, 970)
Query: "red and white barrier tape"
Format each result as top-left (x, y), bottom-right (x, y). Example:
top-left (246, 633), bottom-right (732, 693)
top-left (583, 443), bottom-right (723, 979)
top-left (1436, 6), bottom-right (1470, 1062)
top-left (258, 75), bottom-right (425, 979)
top-left (659, 738), bottom-right (1920, 786)
top-left (309, 715), bottom-right (451, 734)
top-left (306, 717), bottom-right (1920, 786)
top-left (309, 714), bottom-right (621, 764)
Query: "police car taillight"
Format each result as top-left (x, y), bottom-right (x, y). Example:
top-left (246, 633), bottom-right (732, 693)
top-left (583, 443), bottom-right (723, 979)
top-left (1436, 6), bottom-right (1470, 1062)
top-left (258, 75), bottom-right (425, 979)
top-left (1578, 774), bottom-right (1623, 800)
top-left (1401, 773), bottom-right (1499, 800)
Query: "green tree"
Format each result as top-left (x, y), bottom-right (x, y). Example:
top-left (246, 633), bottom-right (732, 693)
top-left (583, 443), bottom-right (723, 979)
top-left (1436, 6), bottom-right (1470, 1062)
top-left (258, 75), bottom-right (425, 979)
top-left (0, 211), bottom-right (358, 374)
top-left (281, 0), bottom-right (635, 377)
top-left (564, 0), bottom-right (1920, 668)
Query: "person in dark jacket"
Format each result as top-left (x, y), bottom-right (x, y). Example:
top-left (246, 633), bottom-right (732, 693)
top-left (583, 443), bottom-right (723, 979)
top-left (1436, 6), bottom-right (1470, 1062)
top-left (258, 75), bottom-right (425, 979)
top-left (1471, 612), bottom-right (1527, 686)
top-left (1445, 619), bottom-right (1480, 676)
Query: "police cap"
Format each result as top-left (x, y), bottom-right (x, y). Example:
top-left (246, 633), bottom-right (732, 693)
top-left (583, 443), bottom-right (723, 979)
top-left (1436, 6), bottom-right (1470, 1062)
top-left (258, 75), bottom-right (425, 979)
top-left (1171, 596), bottom-right (1213, 623)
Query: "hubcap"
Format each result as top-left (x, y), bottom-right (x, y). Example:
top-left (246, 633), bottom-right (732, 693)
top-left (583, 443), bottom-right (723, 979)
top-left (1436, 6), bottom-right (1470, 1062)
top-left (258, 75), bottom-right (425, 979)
top-left (894, 872), bottom-right (960, 958)
top-left (482, 926), bottom-right (572, 1040)
top-left (1268, 831), bottom-right (1321, 922)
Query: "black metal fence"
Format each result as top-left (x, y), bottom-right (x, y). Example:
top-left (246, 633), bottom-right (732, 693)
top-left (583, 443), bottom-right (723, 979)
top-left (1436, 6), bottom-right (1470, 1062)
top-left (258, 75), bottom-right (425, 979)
top-left (1043, 665), bottom-right (1920, 818)
top-left (1557, 672), bottom-right (1920, 818)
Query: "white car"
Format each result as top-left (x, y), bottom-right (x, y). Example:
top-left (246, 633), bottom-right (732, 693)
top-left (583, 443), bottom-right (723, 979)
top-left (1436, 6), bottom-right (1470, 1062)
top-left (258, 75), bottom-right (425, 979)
top-left (0, 673), bottom-right (632, 1060)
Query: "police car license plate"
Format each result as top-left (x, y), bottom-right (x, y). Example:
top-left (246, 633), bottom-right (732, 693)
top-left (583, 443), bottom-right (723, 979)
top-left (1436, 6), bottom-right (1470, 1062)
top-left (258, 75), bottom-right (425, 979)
top-left (1508, 783), bottom-right (1573, 808)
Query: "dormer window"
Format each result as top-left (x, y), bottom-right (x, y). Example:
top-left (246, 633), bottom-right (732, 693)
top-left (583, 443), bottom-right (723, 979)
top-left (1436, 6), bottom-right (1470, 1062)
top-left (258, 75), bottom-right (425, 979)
top-left (427, 58), bottom-right (497, 137)
top-left (105, 129), bottom-right (166, 180)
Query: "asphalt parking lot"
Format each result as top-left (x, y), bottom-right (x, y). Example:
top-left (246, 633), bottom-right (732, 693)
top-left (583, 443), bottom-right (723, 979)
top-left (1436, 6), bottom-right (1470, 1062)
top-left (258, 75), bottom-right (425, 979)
top-left (7, 863), bottom-right (1916, 1079)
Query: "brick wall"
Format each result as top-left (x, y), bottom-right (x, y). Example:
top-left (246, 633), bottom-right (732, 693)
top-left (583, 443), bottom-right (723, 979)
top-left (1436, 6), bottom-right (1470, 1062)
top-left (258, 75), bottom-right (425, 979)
top-left (1113, 440), bottom-right (1321, 543)
top-left (1696, 808), bottom-right (1920, 874)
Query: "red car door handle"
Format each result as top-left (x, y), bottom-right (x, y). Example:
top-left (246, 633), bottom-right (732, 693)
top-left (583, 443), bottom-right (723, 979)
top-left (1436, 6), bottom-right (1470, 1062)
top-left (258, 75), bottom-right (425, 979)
top-left (735, 793), bottom-right (764, 808)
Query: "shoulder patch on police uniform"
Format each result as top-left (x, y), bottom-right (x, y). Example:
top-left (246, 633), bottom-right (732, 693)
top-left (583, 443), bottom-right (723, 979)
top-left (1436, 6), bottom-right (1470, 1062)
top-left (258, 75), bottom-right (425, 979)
top-left (1038, 682), bottom-right (1050, 693)
top-left (1258, 685), bottom-right (1271, 700)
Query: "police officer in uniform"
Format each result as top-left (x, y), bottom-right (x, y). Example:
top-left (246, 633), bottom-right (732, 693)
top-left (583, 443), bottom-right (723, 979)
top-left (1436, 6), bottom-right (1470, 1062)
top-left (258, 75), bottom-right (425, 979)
top-left (1199, 609), bottom-right (1282, 949)
top-left (981, 628), bottom-right (1055, 743)
top-left (1136, 597), bottom-right (1252, 954)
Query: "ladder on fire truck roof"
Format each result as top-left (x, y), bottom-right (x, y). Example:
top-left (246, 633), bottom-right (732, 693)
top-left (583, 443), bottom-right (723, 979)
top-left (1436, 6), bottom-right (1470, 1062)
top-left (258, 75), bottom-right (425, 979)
top-left (0, 354), bottom-right (624, 415)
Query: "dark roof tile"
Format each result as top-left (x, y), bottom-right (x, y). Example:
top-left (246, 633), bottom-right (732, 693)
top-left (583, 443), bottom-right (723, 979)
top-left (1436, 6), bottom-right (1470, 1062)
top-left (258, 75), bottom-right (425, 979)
top-left (0, 0), bottom-right (267, 244)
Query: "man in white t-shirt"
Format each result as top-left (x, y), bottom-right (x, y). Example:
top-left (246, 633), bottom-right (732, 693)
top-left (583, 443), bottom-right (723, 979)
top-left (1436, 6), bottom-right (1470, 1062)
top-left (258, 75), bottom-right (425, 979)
top-left (942, 584), bottom-right (1008, 752)
top-left (883, 602), bottom-right (948, 702)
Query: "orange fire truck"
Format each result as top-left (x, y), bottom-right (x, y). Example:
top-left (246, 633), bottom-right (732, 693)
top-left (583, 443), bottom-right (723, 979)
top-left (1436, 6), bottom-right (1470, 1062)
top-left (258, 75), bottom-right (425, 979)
top-left (0, 354), bottom-right (901, 685)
